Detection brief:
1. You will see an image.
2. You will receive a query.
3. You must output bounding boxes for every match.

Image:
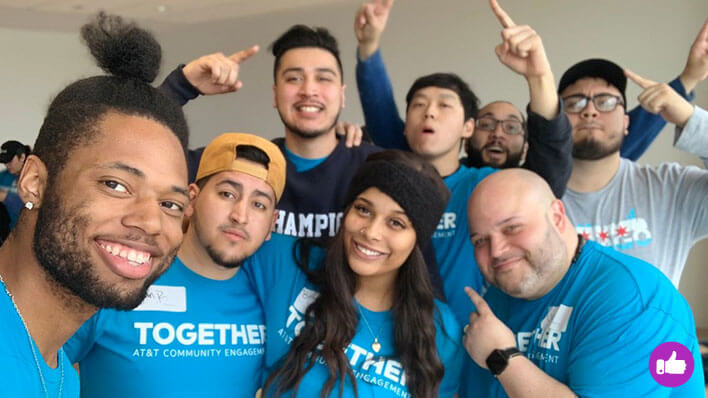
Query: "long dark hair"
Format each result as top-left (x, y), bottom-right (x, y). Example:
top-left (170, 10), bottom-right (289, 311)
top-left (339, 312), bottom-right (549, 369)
top-left (265, 151), bottom-right (448, 398)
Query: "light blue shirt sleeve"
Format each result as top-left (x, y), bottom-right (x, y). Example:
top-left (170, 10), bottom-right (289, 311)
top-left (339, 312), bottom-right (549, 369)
top-left (674, 105), bottom-right (708, 166)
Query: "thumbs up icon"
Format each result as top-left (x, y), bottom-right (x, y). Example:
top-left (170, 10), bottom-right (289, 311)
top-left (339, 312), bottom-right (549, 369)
top-left (656, 351), bottom-right (687, 375)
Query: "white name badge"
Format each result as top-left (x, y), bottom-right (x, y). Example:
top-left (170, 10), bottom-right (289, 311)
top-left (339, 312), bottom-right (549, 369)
top-left (293, 287), bottom-right (319, 314)
top-left (133, 285), bottom-right (187, 312)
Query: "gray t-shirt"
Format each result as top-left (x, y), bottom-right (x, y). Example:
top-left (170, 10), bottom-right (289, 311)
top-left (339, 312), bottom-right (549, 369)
top-left (563, 106), bottom-right (708, 287)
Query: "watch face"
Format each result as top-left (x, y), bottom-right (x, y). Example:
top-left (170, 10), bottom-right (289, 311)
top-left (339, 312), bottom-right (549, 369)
top-left (486, 349), bottom-right (508, 375)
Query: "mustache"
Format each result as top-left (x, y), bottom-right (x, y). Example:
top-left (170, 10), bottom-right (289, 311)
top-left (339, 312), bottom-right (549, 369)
top-left (491, 253), bottom-right (524, 267)
top-left (219, 224), bottom-right (250, 240)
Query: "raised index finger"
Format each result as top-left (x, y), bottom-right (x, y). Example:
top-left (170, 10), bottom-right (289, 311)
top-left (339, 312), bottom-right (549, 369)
top-left (624, 68), bottom-right (656, 89)
top-left (378, 0), bottom-right (395, 10)
top-left (695, 18), bottom-right (708, 43)
top-left (465, 286), bottom-right (490, 314)
top-left (229, 45), bottom-right (260, 64)
top-left (489, 0), bottom-right (516, 28)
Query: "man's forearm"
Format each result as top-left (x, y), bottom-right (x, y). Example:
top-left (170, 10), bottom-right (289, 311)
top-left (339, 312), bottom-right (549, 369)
top-left (497, 356), bottom-right (577, 398)
top-left (527, 73), bottom-right (559, 120)
top-left (158, 65), bottom-right (201, 106)
top-left (355, 50), bottom-right (408, 150)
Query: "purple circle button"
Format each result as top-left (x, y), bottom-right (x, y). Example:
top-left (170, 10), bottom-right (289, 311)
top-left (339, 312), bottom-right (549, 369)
top-left (649, 342), bottom-right (694, 387)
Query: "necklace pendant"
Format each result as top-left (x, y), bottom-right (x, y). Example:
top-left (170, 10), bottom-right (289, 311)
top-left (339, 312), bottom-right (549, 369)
top-left (371, 339), bottom-right (381, 353)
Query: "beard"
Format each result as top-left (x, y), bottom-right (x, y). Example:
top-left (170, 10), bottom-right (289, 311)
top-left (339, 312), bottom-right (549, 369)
top-left (572, 131), bottom-right (623, 160)
top-left (278, 109), bottom-right (341, 140)
top-left (33, 184), bottom-right (176, 311)
top-left (493, 219), bottom-right (567, 299)
top-left (203, 244), bottom-right (245, 269)
top-left (466, 144), bottom-right (524, 169)
top-left (192, 212), bottom-right (249, 269)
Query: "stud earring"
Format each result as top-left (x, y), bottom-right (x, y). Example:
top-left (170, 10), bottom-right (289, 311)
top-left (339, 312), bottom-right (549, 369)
top-left (24, 201), bottom-right (34, 210)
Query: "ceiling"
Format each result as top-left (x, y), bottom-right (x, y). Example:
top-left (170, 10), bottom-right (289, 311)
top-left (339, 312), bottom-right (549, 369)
top-left (0, 0), bottom-right (358, 31)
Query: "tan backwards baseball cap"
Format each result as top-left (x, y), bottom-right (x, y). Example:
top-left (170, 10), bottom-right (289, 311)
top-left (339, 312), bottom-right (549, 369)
top-left (195, 133), bottom-right (287, 202)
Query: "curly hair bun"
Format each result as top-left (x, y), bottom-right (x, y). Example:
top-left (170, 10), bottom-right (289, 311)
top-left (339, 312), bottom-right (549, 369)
top-left (80, 11), bottom-right (161, 83)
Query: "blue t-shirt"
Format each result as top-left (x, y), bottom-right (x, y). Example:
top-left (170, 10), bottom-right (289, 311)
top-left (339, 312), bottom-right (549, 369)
top-left (284, 146), bottom-right (328, 172)
top-left (435, 165), bottom-right (496, 325)
top-left (462, 241), bottom-right (704, 397)
top-left (245, 234), bottom-right (464, 397)
top-left (64, 257), bottom-right (266, 398)
top-left (0, 279), bottom-right (80, 397)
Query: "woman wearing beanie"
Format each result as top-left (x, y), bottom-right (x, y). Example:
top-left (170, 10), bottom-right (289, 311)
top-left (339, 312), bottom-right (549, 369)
top-left (246, 150), bottom-right (463, 398)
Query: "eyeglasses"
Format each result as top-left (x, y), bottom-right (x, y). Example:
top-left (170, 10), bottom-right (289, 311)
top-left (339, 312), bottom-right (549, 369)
top-left (475, 117), bottom-right (524, 136)
top-left (562, 94), bottom-right (624, 114)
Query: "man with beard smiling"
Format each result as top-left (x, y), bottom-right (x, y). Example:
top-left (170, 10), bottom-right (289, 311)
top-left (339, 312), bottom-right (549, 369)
top-left (65, 133), bottom-right (286, 397)
top-left (463, 101), bottom-right (529, 169)
top-left (0, 13), bottom-right (190, 397)
top-left (160, 26), bottom-right (446, 298)
top-left (463, 169), bottom-right (704, 397)
top-left (558, 56), bottom-right (708, 288)
top-left (160, 25), bottom-right (380, 240)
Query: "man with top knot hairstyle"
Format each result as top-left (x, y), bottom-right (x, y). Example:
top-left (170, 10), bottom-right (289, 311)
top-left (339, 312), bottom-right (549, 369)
top-left (0, 13), bottom-right (190, 397)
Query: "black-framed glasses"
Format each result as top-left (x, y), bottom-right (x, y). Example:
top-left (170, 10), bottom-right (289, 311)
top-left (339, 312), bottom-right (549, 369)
top-left (475, 116), bottom-right (524, 135)
top-left (562, 94), bottom-right (624, 114)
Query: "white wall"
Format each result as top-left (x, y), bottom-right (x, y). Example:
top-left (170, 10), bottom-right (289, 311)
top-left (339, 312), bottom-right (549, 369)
top-left (1, 0), bottom-right (706, 326)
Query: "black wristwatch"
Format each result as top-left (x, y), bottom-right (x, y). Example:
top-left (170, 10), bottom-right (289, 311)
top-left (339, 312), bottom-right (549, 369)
top-left (486, 347), bottom-right (522, 376)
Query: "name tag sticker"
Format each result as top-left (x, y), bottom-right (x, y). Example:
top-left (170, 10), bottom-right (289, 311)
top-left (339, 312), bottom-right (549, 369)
top-left (293, 287), bottom-right (319, 313)
top-left (133, 285), bottom-right (187, 312)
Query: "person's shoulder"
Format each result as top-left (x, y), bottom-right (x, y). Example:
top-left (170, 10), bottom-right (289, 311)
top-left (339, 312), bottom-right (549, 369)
top-left (625, 158), bottom-right (705, 182)
top-left (577, 242), bottom-right (675, 306)
top-left (449, 165), bottom-right (497, 192)
top-left (270, 137), bottom-right (287, 153)
top-left (264, 233), bottom-right (299, 248)
top-left (434, 298), bottom-right (462, 336)
top-left (458, 165), bottom-right (497, 180)
top-left (340, 140), bottom-right (382, 159)
top-left (248, 233), bottom-right (298, 266)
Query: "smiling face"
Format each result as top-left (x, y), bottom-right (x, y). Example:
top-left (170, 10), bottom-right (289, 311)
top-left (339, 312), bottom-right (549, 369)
top-left (190, 167), bottom-right (277, 269)
top-left (273, 47), bottom-right (345, 140)
top-left (468, 171), bottom-right (569, 300)
top-left (342, 187), bottom-right (417, 285)
top-left (33, 111), bottom-right (189, 310)
top-left (561, 77), bottom-right (629, 160)
top-left (468, 101), bottom-right (527, 168)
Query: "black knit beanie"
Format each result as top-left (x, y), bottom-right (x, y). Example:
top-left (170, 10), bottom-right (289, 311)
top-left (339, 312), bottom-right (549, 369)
top-left (344, 158), bottom-right (450, 246)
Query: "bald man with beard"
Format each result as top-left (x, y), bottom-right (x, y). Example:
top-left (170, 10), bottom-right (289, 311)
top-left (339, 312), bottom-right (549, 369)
top-left (460, 169), bottom-right (704, 397)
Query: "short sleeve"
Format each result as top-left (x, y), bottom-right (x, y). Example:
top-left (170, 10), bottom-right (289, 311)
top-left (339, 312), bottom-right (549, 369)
top-left (568, 305), bottom-right (702, 397)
